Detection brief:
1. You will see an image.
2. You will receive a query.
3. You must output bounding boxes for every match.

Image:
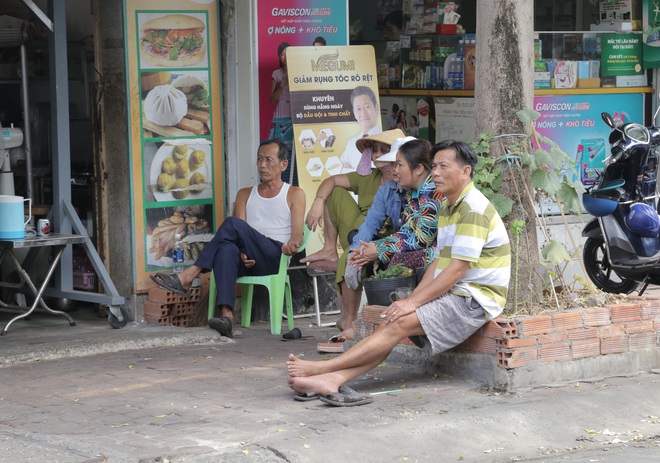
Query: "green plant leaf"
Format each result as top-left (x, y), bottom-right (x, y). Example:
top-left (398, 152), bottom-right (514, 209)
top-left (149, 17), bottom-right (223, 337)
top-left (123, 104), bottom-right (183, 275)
top-left (491, 194), bottom-right (514, 218)
top-left (516, 108), bottom-right (540, 125)
top-left (541, 240), bottom-right (572, 265)
top-left (556, 182), bottom-right (583, 213)
top-left (531, 169), bottom-right (561, 195)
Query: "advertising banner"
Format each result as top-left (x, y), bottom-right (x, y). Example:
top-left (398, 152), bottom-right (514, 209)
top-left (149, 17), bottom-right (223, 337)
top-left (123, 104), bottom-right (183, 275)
top-left (123, 0), bottom-right (225, 291)
top-left (256, 1), bottom-right (349, 142)
top-left (643, 0), bottom-right (660, 68)
top-left (286, 45), bottom-right (380, 252)
top-left (601, 33), bottom-right (643, 76)
top-left (533, 93), bottom-right (644, 213)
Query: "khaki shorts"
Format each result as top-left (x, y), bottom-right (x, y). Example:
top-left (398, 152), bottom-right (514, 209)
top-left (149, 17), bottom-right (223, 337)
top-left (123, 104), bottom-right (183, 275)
top-left (410, 292), bottom-right (486, 355)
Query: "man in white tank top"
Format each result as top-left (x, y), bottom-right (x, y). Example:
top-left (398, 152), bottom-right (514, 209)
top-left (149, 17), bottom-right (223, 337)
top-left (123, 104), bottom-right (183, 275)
top-left (151, 140), bottom-right (306, 337)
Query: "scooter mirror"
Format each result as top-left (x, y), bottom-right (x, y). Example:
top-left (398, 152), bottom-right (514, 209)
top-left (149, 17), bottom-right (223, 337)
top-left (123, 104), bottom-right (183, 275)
top-left (601, 112), bottom-right (615, 128)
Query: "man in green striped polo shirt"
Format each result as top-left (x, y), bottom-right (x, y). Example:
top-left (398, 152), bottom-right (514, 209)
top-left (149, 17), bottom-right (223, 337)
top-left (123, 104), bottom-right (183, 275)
top-left (286, 139), bottom-right (511, 406)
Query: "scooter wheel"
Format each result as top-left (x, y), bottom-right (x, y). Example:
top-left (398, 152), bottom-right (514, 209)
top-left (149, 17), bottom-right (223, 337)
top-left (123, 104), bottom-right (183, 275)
top-left (583, 238), bottom-right (639, 294)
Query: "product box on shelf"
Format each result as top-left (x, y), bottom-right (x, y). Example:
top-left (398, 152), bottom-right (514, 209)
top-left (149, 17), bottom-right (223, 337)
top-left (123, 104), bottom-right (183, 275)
top-left (615, 74), bottom-right (648, 87)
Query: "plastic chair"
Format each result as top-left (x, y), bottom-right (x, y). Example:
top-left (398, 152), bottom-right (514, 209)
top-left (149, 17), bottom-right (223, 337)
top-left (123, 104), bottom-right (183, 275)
top-left (207, 226), bottom-right (312, 335)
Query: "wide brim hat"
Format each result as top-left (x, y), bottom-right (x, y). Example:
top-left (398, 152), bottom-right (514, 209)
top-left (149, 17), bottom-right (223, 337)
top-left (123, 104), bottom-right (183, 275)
top-left (377, 136), bottom-right (418, 162)
top-left (355, 128), bottom-right (406, 153)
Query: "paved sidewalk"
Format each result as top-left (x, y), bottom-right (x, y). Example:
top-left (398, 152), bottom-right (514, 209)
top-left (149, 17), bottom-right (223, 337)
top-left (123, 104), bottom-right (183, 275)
top-left (1, 307), bottom-right (659, 463)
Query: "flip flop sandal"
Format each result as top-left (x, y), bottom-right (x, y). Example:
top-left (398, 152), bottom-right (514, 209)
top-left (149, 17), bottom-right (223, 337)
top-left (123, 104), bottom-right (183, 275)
top-left (319, 385), bottom-right (373, 407)
top-left (150, 273), bottom-right (189, 297)
top-left (208, 316), bottom-right (233, 338)
top-left (293, 391), bottom-right (319, 402)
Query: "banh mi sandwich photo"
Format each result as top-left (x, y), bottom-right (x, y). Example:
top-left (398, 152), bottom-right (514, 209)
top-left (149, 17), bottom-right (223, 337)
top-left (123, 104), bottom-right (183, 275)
top-left (140, 14), bottom-right (206, 67)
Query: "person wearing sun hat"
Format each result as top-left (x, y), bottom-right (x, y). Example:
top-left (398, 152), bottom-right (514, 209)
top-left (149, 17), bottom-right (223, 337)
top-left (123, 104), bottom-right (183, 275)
top-left (314, 136), bottom-right (442, 348)
top-left (301, 128), bottom-right (405, 267)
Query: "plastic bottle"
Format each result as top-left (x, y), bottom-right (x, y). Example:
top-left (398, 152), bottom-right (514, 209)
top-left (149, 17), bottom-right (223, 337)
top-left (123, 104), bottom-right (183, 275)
top-left (172, 233), bottom-right (184, 273)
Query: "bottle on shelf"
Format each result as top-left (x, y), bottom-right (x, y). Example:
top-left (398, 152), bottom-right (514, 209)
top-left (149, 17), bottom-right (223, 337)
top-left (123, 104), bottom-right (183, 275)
top-left (172, 233), bottom-right (184, 274)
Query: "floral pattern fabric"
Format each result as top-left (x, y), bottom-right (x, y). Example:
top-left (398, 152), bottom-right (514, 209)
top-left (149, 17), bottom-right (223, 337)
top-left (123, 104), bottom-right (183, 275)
top-left (374, 173), bottom-right (442, 266)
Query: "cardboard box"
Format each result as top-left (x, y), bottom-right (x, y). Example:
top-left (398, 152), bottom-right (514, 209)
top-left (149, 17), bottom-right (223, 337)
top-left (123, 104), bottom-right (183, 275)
top-left (534, 72), bottom-right (551, 89)
top-left (438, 24), bottom-right (457, 34)
top-left (577, 78), bottom-right (601, 88)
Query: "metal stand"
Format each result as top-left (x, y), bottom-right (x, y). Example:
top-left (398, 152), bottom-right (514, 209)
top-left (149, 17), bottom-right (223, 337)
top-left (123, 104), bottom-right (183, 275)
top-left (0, 234), bottom-right (86, 335)
top-left (13, 1), bottom-right (126, 321)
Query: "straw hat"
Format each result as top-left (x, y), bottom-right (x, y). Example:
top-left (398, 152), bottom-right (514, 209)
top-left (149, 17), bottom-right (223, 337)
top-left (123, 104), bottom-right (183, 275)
top-left (377, 136), bottom-right (418, 162)
top-left (355, 128), bottom-right (406, 153)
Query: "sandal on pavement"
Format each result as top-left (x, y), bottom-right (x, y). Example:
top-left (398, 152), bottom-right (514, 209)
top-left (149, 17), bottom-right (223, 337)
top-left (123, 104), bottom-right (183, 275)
top-left (319, 385), bottom-right (373, 407)
top-left (150, 273), bottom-right (189, 297)
top-left (317, 334), bottom-right (352, 353)
top-left (208, 316), bottom-right (233, 338)
top-left (293, 391), bottom-right (319, 402)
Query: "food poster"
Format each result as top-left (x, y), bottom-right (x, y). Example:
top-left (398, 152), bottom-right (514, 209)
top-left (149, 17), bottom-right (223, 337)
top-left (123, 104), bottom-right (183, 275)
top-left (532, 93), bottom-right (643, 214)
top-left (123, 0), bottom-right (225, 291)
top-left (256, 0), bottom-right (349, 142)
top-left (380, 95), bottom-right (437, 144)
top-left (286, 45), bottom-right (381, 253)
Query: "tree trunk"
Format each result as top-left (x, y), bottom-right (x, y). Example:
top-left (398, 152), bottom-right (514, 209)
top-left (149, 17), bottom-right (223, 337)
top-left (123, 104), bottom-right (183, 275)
top-left (475, 0), bottom-right (542, 310)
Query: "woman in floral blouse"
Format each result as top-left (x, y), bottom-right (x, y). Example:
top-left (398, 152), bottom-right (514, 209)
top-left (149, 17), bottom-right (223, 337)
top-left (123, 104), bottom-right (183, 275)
top-left (349, 138), bottom-right (442, 276)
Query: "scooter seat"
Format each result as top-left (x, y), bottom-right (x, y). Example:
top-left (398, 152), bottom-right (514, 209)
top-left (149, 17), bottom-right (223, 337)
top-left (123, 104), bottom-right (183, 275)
top-left (591, 178), bottom-right (625, 195)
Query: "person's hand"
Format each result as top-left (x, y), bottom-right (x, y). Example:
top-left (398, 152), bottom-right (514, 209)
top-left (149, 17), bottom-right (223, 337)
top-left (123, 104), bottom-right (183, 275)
top-left (240, 252), bottom-right (256, 269)
top-left (350, 241), bottom-right (378, 269)
top-left (305, 199), bottom-right (324, 231)
top-left (381, 298), bottom-right (417, 324)
top-left (282, 240), bottom-right (300, 256)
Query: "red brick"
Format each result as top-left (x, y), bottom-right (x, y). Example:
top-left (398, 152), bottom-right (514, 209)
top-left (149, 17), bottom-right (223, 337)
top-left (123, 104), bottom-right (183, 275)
top-left (625, 320), bottom-right (655, 334)
top-left (571, 338), bottom-right (600, 359)
top-left (599, 324), bottom-right (626, 338)
top-left (143, 300), bottom-right (171, 317)
top-left (655, 320), bottom-right (660, 331)
top-left (641, 305), bottom-right (660, 321)
top-left (148, 287), bottom-right (178, 304)
top-left (497, 337), bottom-right (537, 348)
top-left (552, 312), bottom-right (583, 331)
top-left (519, 315), bottom-right (552, 336)
top-left (568, 328), bottom-right (598, 340)
top-left (584, 307), bottom-right (611, 326)
top-left (144, 314), bottom-right (171, 325)
top-left (497, 347), bottom-right (537, 369)
top-left (609, 303), bottom-right (641, 323)
top-left (629, 332), bottom-right (657, 351)
top-left (483, 319), bottom-right (518, 339)
top-left (538, 333), bottom-right (569, 344)
top-left (362, 305), bottom-right (387, 324)
top-left (600, 335), bottom-right (628, 354)
top-left (466, 334), bottom-right (498, 354)
top-left (540, 342), bottom-right (571, 362)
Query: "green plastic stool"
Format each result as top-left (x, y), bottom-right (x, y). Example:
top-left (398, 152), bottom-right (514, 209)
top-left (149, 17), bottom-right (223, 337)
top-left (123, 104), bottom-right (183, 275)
top-left (207, 226), bottom-right (312, 335)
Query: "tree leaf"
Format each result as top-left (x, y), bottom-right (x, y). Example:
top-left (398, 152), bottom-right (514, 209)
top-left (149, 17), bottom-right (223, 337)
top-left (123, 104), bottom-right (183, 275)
top-left (491, 194), bottom-right (514, 218)
top-left (556, 182), bottom-right (583, 213)
top-left (541, 240), bottom-right (571, 265)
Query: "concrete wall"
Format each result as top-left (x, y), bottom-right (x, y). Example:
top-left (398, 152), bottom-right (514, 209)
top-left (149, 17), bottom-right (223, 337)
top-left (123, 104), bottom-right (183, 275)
top-left (95, 0), bottom-right (135, 315)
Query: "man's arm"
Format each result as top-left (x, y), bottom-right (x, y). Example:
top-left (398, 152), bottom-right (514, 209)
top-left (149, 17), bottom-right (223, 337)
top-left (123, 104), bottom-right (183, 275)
top-left (305, 173), bottom-right (352, 230)
top-left (283, 186), bottom-right (307, 255)
top-left (233, 187), bottom-right (251, 220)
top-left (384, 258), bottom-right (470, 322)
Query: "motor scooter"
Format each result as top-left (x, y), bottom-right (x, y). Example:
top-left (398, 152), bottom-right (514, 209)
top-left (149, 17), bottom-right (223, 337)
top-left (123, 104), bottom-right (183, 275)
top-left (581, 108), bottom-right (660, 295)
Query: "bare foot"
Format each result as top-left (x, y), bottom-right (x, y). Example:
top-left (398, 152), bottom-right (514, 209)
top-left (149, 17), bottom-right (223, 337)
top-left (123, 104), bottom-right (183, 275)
top-left (290, 373), bottom-right (344, 396)
top-left (300, 248), bottom-right (339, 264)
top-left (339, 327), bottom-right (354, 340)
top-left (287, 353), bottom-right (329, 377)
